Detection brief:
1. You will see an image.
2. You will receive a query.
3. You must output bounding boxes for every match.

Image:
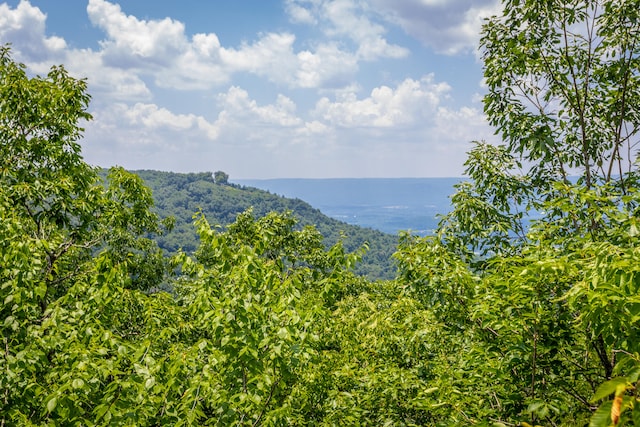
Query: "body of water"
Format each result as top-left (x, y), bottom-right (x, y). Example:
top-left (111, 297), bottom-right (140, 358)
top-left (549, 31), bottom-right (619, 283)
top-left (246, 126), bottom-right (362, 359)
top-left (234, 178), bottom-right (462, 236)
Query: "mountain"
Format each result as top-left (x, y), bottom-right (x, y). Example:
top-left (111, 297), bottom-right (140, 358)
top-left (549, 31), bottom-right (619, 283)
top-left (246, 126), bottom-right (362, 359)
top-left (129, 170), bottom-right (399, 280)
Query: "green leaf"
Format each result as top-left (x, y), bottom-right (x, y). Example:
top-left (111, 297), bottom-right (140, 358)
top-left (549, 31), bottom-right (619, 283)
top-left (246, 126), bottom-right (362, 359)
top-left (591, 377), bottom-right (628, 402)
top-left (589, 401), bottom-right (613, 427)
top-left (46, 396), bottom-right (57, 413)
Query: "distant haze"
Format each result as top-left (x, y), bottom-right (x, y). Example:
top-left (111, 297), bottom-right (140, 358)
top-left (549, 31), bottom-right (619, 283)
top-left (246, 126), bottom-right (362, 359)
top-left (235, 178), bottom-right (461, 235)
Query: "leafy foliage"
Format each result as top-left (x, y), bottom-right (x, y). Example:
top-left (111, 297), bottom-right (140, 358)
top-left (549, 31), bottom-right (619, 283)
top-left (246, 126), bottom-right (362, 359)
top-left (0, 45), bottom-right (171, 425)
top-left (1, 45), bottom-right (409, 426)
top-left (482, 0), bottom-right (640, 191)
top-left (4, 1), bottom-right (640, 422)
top-left (395, 1), bottom-right (640, 425)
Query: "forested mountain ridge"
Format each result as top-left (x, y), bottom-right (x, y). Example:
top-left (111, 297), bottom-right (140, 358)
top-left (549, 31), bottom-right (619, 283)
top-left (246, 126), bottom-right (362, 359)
top-left (127, 169), bottom-right (398, 280)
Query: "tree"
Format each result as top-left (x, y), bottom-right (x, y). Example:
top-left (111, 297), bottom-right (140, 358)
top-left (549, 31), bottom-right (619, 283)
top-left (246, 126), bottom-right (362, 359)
top-left (0, 45), bottom-right (173, 424)
top-left (483, 0), bottom-right (640, 192)
top-left (396, 2), bottom-right (640, 424)
top-left (447, 0), bottom-right (640, 258)
top-left (214, 170), bottom-right (229, 185)
top-left (0, 44), bottom-right (171, 293)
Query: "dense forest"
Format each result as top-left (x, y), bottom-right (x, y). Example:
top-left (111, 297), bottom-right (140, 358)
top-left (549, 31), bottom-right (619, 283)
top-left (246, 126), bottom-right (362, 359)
top-left (3, 1), bottom-right (640, 425)
top-left (124, 169), bottom-right (398, 280)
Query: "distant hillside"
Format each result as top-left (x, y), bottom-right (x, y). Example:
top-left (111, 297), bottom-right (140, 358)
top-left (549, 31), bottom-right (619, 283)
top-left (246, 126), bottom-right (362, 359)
top-left (128, 170), bottom-right (398, 280)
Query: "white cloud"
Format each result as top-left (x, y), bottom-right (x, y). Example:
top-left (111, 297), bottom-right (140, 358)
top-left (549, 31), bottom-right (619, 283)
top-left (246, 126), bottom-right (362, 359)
top-left (87, 0), bottom-right (187, 67)
top-left (295, 43), bottom-right (359, 88)
top-left (0, 0), bottom-right (66, 60)
top-left (371, 0), bottom-right (502, 55)
top-left (87, 0), bottom-right (233, 90)
top-left (83, 0), bottom-right (367, 90)
top-left (80, 81), bottom-right (494, 177)
top-left (125, 103), bottom-right (200, 131)
top-left (321, 0), bottom-right (409, 60)
top-left (312, 75), bottom-right (450, 127)
top-left (91, 102), bottom-right (220, 143)
top-left (84, 88), bottom-right (305, 154)
top-left (3, 0), bottom-right (460, 95)
top-left (285, 0), bottom-right (409, 61)
top-left (0, 1), bottom-right (152, 100)
top-left (285, 0), bottom-right (318, 25)
top-left (1, 0), bottom-right (496, 177)
top-left (217, 87), bottom-right (302, 128)
top-left (218, 33), bottom-right (300, 85)
top-left (433, 106), bottom-right (494, 144)
top-left (68, 50), bottom-right (152, 101)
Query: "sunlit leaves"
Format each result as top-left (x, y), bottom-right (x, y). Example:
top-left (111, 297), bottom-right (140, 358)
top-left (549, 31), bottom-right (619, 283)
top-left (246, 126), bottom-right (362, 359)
top-left (482, 0), bottom-right (640, 189)
top-left (395, 3), bottom-right (640, 419)
top-left (7, 5), bottom-right (640, 420)
top-left (0, 46), bottom-right (172, 425)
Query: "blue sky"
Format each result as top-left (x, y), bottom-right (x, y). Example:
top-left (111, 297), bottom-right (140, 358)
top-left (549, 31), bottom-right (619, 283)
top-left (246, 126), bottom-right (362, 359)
top-left (0, 0), bottom-right (501, 178)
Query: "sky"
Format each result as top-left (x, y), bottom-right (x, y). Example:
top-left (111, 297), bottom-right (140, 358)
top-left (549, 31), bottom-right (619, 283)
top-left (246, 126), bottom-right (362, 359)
top-left (0, 0), bottom-right (502, 178)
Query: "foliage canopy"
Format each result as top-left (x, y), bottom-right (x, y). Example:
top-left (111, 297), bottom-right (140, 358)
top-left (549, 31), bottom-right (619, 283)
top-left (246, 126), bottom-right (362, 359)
top-left (395, 1), bottom-right (640, 424)
top-left (3, 1), bottom-right (640, 422)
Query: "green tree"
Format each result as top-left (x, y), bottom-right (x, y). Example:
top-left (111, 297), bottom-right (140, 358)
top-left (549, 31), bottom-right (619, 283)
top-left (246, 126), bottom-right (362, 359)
top-left (288, 280), bottom-right (440, 425)
top-left (0, 45), bottom-right (172, 424)
top-left (214, 170), bottom-right (229, 185)
top-left (167, 210), bottom-right (372, 425)
top-left (131, 169), bottom-right (398, 280)
top-left (396, 1), bottom-right (640, 425)
top-left (483, 0), bottom-right (640, 192)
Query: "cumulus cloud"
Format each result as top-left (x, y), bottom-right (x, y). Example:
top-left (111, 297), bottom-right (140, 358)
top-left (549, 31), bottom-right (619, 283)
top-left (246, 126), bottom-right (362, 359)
top-left (89, 102), bottom-right (220, 146)
top-left (0, 1), bottom-right (66, 61)
top-left (371, 0), bottom-right (502, 55)
top-left (0, 1), bottom-right (152, 100)
top-left (217, 87), bottom-right (302, 128)
top-left (312, 75), bottom-right (450, 127)
top-left (79, 57), bottom-right (494, 175)
top-left (285, 1), bottom-right (317, 25)
top-left (125, 103), bottom-right (207, 132)
top-left (285, 0), bottom-right (409, 61)
top-left (295, 43), bottom-right (359, 88)
top-left (86, 0), bottom-right (231, 88)
top-left (82, 0), bottom-right (367, 90)
top-left (85, 88), bottom-right (305, 151)
top-left (4, 0), bottom-right (482, 95)
top-left (1, 0), bottom-right (496, 177)
top-left (67, 50), bottom-right (152, 101)
top-left (87, 0), bottom-right (187, 67)
top-left (219, 33), bottom-right (300, 84)
top-left (320, 0), bottom-right (409, 60)
top-left (81, 83), bottom-right (493, 177)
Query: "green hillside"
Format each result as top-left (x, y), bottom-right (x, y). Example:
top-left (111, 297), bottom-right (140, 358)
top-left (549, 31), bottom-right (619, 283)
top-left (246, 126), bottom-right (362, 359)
top-left (129, 169), bottom-right (398, 280)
